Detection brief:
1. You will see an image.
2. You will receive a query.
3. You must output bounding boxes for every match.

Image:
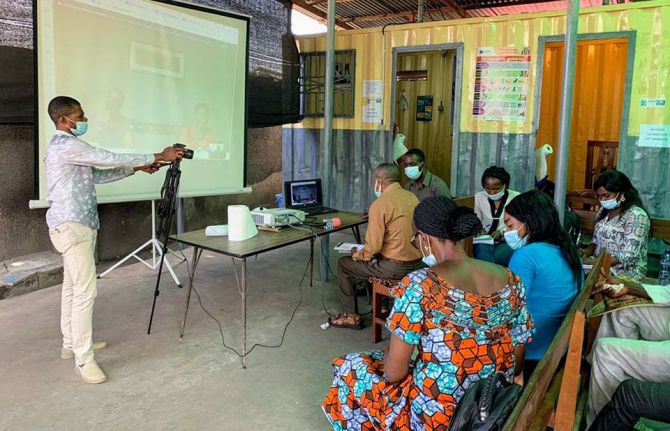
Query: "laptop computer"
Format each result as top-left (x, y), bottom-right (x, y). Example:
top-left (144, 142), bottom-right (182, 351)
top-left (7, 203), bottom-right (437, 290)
top-left (284, 179), bottom-right (338, 216)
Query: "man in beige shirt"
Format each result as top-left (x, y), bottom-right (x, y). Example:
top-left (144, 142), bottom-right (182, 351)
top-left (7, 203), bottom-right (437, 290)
top-left (330, 163), bottom-right (423, 329)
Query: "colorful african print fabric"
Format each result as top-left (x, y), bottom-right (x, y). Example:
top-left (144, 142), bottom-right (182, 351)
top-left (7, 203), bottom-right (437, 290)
top-left (323, 268), bottom-right (534, 431)
top-left (593, 205), bottom-right (650, 281)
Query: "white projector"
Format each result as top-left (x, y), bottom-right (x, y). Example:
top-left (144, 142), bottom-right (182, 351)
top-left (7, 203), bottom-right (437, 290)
top-left (250, 208), bottom-right (305, 228)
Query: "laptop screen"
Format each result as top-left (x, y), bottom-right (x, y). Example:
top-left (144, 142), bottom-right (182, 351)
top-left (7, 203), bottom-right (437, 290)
top-left (287, 180), bottom-right (321, 208)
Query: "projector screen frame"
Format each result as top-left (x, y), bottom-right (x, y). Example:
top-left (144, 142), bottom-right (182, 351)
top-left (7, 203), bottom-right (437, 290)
top-left (32, 0), bottom-right (251, 203)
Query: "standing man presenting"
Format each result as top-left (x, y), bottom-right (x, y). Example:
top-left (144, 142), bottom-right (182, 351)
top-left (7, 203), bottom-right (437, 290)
top-left (45, 96), bottom-right (183, 384)
top-left (401, 148), bottom-right (451, 201)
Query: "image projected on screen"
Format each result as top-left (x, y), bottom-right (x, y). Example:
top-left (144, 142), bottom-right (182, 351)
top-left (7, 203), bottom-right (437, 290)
top-left (36, 0), bottom-right (249, 203)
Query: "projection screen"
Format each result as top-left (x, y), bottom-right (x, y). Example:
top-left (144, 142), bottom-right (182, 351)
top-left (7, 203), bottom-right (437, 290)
top-left (34, 0), bottom-right (249, 204)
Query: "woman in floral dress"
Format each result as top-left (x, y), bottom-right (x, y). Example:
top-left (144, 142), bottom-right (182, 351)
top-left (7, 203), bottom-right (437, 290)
top-left (323, 196), bottom-right (534, 430)
top-left (582, 170), bottom-right (650, 281)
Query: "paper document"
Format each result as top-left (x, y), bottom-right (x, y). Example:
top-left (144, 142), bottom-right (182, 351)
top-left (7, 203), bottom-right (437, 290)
top-left (205, 225), bottom-right (228, 237)
top-left (334, 242), bottom-right (364, 253)
top-left (473, 235), bottom-right (495, 245)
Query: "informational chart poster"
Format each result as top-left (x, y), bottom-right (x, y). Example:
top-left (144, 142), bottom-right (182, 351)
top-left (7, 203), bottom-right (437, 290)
top-left (472, 47), bottom-right (530, 121)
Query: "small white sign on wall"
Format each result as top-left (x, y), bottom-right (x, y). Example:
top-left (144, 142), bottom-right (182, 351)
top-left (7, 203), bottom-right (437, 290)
top-left (363, 98), bottom-right (383, 123)
top-left (639, 124), bottom-right (670, 148)
top-left (363, 80), bottom-right (384, 98)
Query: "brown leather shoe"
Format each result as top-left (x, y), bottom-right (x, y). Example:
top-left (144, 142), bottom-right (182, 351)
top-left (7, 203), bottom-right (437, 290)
top-left (328, 313), bottom-right (364, 330)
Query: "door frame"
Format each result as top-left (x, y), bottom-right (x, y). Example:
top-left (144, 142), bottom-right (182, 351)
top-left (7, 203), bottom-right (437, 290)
top-left (531, 31), bottom-right (637, 174)
top-left (390, 43), bottom-right (464, 192)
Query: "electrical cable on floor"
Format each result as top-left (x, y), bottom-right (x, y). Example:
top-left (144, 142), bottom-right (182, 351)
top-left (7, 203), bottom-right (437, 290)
top-left (177, 246), bottom-right (309, 358)
top-left (287, 217), bottom-right (372, 317)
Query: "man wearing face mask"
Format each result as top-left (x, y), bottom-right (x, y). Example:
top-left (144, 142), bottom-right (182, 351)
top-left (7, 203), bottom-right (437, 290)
top-left (401, 148), bottom-right (451, 201)
top-left (473, 166), bottom-right (520, 266)
top-left (330, 163), bottom-right (423, 329)
top-left (45, 96), bottom-right (184, 384)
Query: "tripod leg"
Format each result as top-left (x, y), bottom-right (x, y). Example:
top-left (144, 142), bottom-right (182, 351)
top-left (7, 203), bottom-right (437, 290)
top-left (147, 245), bottom-right (168, 334)
top-left (154, 239), bottom-right (183, 287)
top-left (241, 257), bottom-right (247, 369)
top-left (180, 247), bottom-right (202, 340)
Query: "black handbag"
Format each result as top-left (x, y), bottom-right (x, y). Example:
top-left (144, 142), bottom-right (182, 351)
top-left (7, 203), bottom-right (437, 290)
top-left (448, 372), bottom-right (522, 431)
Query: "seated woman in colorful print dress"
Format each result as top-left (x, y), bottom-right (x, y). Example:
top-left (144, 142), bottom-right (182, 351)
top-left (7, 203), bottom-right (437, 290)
top-left (322, 196), bottom-right (534, 431)
top-left (581, 169), bottom-right (650, 281)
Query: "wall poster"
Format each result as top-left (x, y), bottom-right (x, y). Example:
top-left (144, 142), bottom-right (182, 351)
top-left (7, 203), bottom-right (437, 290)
top-left (472, 47), bottom-right (530, 121)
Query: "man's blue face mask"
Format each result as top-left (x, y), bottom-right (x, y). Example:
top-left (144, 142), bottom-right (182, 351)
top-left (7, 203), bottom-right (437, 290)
top-left (65, 116), bottom-right (88, 137)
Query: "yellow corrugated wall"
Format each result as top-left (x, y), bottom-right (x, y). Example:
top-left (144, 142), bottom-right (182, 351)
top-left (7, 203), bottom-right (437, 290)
top-left (293, 1), bottom-right (670, 138)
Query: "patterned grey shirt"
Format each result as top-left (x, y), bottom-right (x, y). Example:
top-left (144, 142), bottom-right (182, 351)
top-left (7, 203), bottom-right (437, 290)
top-left (45, 131), bottom-right (155, 229)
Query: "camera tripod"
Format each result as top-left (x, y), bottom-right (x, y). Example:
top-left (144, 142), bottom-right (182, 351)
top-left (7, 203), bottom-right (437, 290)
top-left (147, 157), bottom-right (182, 334)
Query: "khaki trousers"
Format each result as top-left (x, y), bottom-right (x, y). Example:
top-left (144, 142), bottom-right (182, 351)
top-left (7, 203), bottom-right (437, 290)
top-left (49, 222), bottom-right (98, 365)
top-left (337, 256), bottom-right (423, 314)
top-left (587, 306), bottom-right (670, 426)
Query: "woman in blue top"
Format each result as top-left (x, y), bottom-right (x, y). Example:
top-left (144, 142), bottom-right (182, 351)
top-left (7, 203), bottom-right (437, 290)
top-left (503, 190), bottom-right (584, 381)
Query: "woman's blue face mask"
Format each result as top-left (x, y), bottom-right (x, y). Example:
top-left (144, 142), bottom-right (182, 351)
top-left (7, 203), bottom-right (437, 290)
top-left (504, 224), bottom-right (528, 250)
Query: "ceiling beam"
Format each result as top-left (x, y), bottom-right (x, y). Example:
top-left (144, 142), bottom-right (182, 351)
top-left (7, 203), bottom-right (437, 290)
top-left (291, 1), bottom-right (356, 30)
top-left (437, 0), bottom-right (467, 18)
top-left (304, 0), bottom-right (357, 5)
top-left (340, 5), bottom-right (464, 24)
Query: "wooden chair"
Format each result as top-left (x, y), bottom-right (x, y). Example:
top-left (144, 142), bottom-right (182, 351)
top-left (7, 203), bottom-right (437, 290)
top-left (567, 140), bottom-right (618, 211)
top-left (370, 277), bottom-right (397, 343)
top-left (585, 140), bottom-right (618, 190)
top-left (651, 218), bottom-right (670, 245)
top-left (453, 195), bottom-right (475, 210)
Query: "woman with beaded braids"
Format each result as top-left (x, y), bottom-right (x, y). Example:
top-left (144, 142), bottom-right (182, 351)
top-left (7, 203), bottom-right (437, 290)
top-left (322, 196), bottom-right (534, 431)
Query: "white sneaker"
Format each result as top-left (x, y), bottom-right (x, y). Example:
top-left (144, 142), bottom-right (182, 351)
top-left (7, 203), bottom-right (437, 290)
top-left (61, 341), bottom-right (109, 360)
top-left (75, 360), bottom-right (107, 384)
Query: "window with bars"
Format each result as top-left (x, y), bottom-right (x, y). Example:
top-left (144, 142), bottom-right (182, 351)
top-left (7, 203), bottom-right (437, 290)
top-left (299, 50), bottom-right (355, 118)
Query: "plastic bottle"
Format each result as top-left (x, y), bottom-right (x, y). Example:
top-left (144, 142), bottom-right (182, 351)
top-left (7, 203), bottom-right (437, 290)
top-left (658, 248), bottom-right (670, 286)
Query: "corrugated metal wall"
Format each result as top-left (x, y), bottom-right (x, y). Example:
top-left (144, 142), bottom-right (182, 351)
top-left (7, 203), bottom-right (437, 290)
top-left (285, 1), bottom-right (670, 216)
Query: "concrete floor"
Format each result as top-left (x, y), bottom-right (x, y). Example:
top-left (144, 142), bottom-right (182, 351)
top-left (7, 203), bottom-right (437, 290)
top-left (0, 231), bottom-right (379, 431)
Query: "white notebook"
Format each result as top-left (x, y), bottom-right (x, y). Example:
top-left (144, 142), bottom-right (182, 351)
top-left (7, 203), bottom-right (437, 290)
top-left (334, 242), bottom-right (364, 253)
top-left (205, 225), bottom-right (229, 237)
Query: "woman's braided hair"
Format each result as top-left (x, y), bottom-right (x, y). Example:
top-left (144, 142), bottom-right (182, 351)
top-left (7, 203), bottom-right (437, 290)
top-left (414, 196), bottom-right (482, 241)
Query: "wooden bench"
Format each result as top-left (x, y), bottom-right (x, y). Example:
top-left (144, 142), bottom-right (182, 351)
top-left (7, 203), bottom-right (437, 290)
top-left (502, 252), bottom-right (610, 431)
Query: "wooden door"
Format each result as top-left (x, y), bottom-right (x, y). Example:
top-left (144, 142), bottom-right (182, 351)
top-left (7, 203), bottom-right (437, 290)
top-left (395, 50), bottom-right (456, 186)
top-left (537, 38), bottom-right (628, 192)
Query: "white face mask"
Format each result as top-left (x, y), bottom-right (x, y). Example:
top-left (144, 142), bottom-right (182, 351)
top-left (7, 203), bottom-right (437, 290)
top-left (504, 225), bottom-right (528, 250)
top-left (374, 180), bottom-right (382, 198)
top-left (600, 193), bottom-right (622, 210)
top-left (418, 234), bottom-right (437, 267)
top-left (487, 187), bottom-right (506, 201)
top-left (404, 164), bottom-right (423, 180)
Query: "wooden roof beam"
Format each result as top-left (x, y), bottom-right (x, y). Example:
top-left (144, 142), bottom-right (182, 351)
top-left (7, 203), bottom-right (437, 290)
top-left (436, 0), bottom-right (467, 18)
top-left (341, 6), bottom-right (462, 24)
top-left (304, 0), bottom-right (357, 5)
